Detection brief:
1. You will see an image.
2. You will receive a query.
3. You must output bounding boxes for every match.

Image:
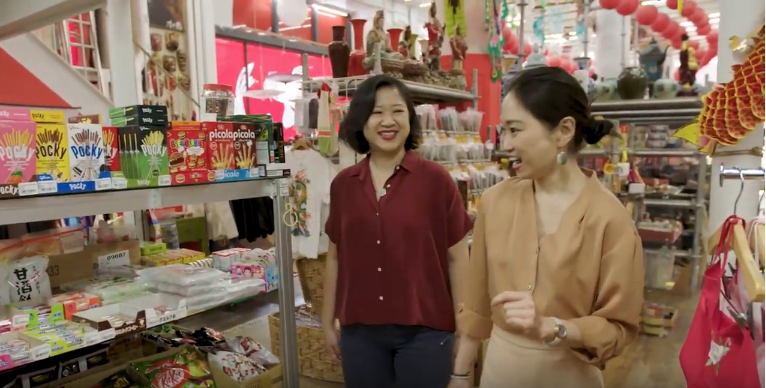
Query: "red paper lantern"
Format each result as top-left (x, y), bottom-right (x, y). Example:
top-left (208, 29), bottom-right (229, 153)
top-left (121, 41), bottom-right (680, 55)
top-left (651, 13), bottom-right (670, 32)
top-left (672, 38), bottom-right (683, 50)
top-left (690, 8), bottom-right (706, 24)
top-left (706, 30), bottom-right (718, 45)
top-left (662, 22), bottom-right (679, 39)
top-left (681, 1), bottom-right (697, 18)
top-left (697, 24), bottom-right (711, 36)
top-left (547, 56), bottom-right (561, 67)
top-left (695, 49), bottom-right (705, 61)
top-left (616, 0), bottom-right (639, 16)
top-left (524, 42), bottom-right (533, 56)
top-left (599, 0), bottom-right (620, 10)
top-left (666, 0), bottom-right (678, 10)
top-left (636, 6), bottom-right (659, 25)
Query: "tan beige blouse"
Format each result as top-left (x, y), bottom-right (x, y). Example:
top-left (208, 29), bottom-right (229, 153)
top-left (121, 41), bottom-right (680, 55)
top-left (457, 170), bottom-right (644, 367)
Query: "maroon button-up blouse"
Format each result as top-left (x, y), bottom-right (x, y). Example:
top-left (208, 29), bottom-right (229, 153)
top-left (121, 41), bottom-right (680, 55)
top-left (325, 151), bottom-right (473, 332)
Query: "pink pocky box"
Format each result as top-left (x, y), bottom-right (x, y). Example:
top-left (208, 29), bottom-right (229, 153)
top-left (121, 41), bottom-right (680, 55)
top-left (0, 121), bottom-right (38, 197)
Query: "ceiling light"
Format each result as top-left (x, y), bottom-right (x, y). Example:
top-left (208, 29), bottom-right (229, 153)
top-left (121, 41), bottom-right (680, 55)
top-left (312, 3), bottom-right (348, 17)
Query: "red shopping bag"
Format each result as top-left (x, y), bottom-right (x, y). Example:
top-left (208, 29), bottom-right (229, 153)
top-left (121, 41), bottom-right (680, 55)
top-left (679, 216), bottom-right (761, 388)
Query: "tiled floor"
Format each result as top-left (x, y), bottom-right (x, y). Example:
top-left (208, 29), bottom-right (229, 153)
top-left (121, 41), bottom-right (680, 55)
top-left (179, 279), bottom-right (698, 388)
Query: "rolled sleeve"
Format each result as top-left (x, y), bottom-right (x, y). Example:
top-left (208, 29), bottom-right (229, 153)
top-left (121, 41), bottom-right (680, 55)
top-left (570, 222), bottom-right (644, 367)
top-left (324, 178), bottom-right (341, 244)
top-left (456, 198), bottom-right (493, 340)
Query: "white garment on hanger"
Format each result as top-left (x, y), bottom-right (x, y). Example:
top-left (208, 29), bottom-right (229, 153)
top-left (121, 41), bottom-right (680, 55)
top-left (286, 149), bottom-right (336, 259)
top-left (186, 202), bottom-right (239, 241)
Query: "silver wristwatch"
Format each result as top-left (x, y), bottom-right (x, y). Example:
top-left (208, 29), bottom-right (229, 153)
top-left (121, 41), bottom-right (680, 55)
top-left (544, 317), bottom-right (567, 345)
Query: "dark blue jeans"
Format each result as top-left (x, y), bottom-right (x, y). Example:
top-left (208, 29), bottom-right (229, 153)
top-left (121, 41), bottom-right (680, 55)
top-left (339, 324), bottom-right (455, 388)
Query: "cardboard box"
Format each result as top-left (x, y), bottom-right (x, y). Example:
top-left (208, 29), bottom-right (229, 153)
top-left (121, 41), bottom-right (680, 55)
top-left (166, 127), bottom-right (214, 185)
top-left (35, 122), bottom-right (71, 195)
top-left (111, 114), bottom-right (168, 127)
top-left (0, 120), bottom-right (38, 197)
top-left (30, 110), bottom-right (65, 124)
top-left (211, 362), bottom-right (283, 388)
top-left (46, 240), bottom-right (141, 288)
top-left (204, 121), bottom-right (259, 181)
top-left (73, 304), bottom-right (147, 338)
top-left (66, 123), bottom-right (111, 192)
top-left (102, 126), bottom-right (125, 189)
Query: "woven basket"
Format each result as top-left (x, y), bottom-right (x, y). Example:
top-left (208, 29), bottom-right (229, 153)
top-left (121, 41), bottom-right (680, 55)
top-left (295, 255), bottom-right (326, 314)
top-left (268, 310), bottom-right (345, 383)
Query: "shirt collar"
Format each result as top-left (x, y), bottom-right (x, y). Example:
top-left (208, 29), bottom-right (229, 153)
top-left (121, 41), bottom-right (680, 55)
top-left (351, 150), bottom-right (420, 180)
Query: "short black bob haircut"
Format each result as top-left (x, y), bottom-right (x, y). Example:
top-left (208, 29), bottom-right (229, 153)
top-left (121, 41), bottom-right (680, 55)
top-left (504, 66), bottom-right (616, 153)
top-left (338, 75), bottom-right (422, 154)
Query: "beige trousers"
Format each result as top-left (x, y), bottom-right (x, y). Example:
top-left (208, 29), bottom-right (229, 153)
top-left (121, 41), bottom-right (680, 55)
top-left (480, 326), bottom-right (604, 388)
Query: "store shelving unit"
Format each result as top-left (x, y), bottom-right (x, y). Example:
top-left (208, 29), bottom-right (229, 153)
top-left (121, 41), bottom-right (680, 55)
top-left (590, 98), bottom-right (707, 294)
top-left (0, 178), bottom-right (302, 386)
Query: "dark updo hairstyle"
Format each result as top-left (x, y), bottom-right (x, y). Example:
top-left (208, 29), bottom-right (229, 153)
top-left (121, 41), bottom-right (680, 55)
top-left (503, 66), bottom-right (616, 153)
top-left (338, 75), bottom-right (422, 154)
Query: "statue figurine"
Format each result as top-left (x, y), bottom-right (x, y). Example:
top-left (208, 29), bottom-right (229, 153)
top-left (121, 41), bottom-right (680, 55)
top-left (677, 33), bottom-right (699, 96)
top-left (399, 26), bottom-right (412, 58)
top-left (425, 2), bottom-right (445, 71)
top-left (449, 25), bottom-right (468, 74)
top-left (363, 10), bottom-right (403, 70)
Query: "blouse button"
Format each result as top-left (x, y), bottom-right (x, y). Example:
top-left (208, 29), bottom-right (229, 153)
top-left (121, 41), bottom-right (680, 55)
top-left (377, 267), bottom-right (382, 272)
top-left (526, 285), bottom-right (532, 290)
top-left (379, 296), bottom-right (384, 300)
top-left (386, 184), bottom-right (391, 188)
top-left (377, 240), bottom-right (381, 244)
top-left (395, 166), bottom-right (400, 170)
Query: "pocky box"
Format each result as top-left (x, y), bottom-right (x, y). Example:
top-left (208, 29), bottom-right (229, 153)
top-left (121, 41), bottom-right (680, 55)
top-left (166, 128), bottom-right (214, 185)
top-left (101, 126), bottom-right (125, 188)
top-left (35, 123), bottom-right (70, 194)
top-left (0, 120), bottom-right (37, 197)
top-left (66, 123), bottom-right (109, 192)
top-left (117, 125), bottom-right (170, 188)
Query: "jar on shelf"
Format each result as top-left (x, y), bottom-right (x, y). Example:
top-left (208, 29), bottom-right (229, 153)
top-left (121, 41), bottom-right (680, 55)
top-left (201, 83), bottom-right (234, 116)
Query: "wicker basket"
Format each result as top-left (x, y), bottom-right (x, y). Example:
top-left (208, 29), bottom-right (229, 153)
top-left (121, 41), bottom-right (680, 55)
top-left (295, 255), bottom-right (326, 314)
top-left (268, 309), bottom-right (345, 383)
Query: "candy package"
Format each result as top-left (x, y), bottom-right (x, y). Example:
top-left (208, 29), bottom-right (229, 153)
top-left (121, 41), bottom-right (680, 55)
top-left (225, 336), bottom-right (280, 367)
top-left (92, 371), bottom-right (141, 388)
top-left (207, 351), bottom-right (262, 382)
top-left (137, 265), bottom-right (225, 287)
top-left (130, 347), bottom-right (215, 388)
top-left (4, 255), bottom-right (52, 304)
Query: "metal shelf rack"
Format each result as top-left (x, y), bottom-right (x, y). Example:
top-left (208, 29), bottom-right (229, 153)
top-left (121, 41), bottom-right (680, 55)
top-left (588, 98), bottom-right (707, 293)
top-left (0, 178), bottom-right (300, 386)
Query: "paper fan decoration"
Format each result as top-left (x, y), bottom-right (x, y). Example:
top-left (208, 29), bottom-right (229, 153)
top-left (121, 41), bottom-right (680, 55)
top-left (673, 25), bottom-right (765, 153)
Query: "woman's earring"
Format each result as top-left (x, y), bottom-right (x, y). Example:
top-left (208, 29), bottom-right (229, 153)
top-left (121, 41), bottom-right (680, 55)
top-left (556, 151), bottom-right (568, 165)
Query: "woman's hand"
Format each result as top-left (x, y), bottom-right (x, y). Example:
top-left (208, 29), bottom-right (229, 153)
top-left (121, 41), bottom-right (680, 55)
top-left (491, 291), bottom-right (549, 341)
top-left (323, 328), bottom-right (342, 362)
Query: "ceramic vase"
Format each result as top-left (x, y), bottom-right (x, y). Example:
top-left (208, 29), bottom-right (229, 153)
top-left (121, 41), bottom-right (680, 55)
top-left (348, 19), bottom-right (367, 76)
top-left (652, 77), bottom-right (680, 99)
top-left (616, 67), bottom-right (648, 100)
top-left (387, 28), bottom-right (403, 53)
top-left (593, 78), bottom-right (617, 102)
top-left (328, 26), bottom-right (350, 78)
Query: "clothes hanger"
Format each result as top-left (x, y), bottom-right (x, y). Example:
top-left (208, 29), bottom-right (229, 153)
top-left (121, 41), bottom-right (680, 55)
top-left (708, 169), bottom-right (765, 302)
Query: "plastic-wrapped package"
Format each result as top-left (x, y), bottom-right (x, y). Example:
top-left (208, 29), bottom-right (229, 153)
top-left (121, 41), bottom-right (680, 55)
top-left (137, 265), bottom-right (225, 287)
top-left (61, 276), bottom-right (149, 305)
top-left (225, 336), bottom-right (280, 367)
top-left (4, 255), bottom-right (52, 304)
top-left (21, 227), bottom-right (84, 256)
top-left (208, 351), bottom-right (262, 382)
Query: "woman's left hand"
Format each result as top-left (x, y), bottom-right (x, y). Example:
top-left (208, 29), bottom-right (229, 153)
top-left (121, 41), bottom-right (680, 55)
top-left (491, 291), bottom-right (545, 339)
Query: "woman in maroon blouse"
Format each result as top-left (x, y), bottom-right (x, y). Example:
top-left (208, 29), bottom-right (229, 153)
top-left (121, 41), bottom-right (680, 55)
top-left (321, 75), bottom-right (473, 388)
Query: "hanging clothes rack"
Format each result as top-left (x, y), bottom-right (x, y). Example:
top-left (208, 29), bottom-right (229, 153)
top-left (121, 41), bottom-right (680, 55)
top-left (719, 164), bottom-right (766, 186)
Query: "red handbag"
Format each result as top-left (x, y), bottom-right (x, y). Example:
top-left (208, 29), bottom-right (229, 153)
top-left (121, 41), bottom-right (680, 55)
top-left (679, 216), bottom-right (761, 388)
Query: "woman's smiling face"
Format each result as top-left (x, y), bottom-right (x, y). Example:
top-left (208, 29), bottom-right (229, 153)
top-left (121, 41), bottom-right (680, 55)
top-left (362, 86), bottom-right (411, 154)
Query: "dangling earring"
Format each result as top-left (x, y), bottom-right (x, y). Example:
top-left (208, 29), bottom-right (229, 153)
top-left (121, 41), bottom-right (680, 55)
top-left (556, 151), bottom-right (568, 165)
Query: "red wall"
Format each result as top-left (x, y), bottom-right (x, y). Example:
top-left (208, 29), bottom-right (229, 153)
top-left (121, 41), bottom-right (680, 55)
top-left (276, 8), bottom-right (312, 41)
top-left (232, 0), bottom-right (273, 31)
top-left (0, 48), bottom-right (70, 108)
top-left (316, 12), bottom-right (347, 44)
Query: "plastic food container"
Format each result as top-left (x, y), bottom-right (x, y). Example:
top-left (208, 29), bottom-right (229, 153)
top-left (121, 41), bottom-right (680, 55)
top-left (21, 227), bottom-right (84, 256)
top-left (201, 83), bottom-right (234, 116)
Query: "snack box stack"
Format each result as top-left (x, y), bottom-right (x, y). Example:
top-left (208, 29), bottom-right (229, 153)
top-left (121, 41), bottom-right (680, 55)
top-left (24, 321), bottom-right (100, 356)
top-left (109, 105), bottom-right (168, 128)
top-left (0, 107), bottom-right (39, 197)
top-left (11, 303), bottom-right (66, 329)
top-left (166, 121), bottom-right (215, 185)
top-left (140, 240), bottom-right (167, 256)
top-left (228, 248), bottom-right (279, 293)
top-left (210, 247), bottom-right (252, 272)
top-left (202, 121), bottom-right (260, 182)
top-left (48, 292), bottom-right (101, 320)
top-left (64, 122), bottom-right (111, 192)
top-left (218, 114), bottom-right (290, 178)
top-left (102, 126), bottom-right (124, 189)
top-left (116, 124), bottom-right (170, 188)
top-left (32, 110), bottom-right (72, 195)
top-left (140, 248), bottom-right (205, 267)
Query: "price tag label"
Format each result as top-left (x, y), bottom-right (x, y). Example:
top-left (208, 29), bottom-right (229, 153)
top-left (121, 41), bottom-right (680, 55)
top-left (12, 313), bottom-right (29, 327)
top-left (278, 180), bottom-right (290, 197)
top-left (249, 168), bottom-right (260, 178)
top-left (32, 345), bottom-right (50, 360)
top-left (37, 181), bottom-right (58, 194)
top-left (18, 182), bottom-right (38, 196)
top-left (98, 250), bottom-right (130, 269)
top-left (111, 177), bottom-right (128, 189)
top-left (158, 175), bottom-right (171, 186)
top-left (96, 178), bottom-right (112, 191)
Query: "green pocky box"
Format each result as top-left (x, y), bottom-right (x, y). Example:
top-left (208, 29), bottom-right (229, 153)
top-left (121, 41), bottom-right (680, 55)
top-left (117, 125), bottom-right (170, 188)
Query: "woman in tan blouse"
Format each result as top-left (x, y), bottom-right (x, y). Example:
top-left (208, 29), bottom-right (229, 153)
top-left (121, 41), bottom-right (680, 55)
top-left (450, 67), bottom-right (645, 388)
